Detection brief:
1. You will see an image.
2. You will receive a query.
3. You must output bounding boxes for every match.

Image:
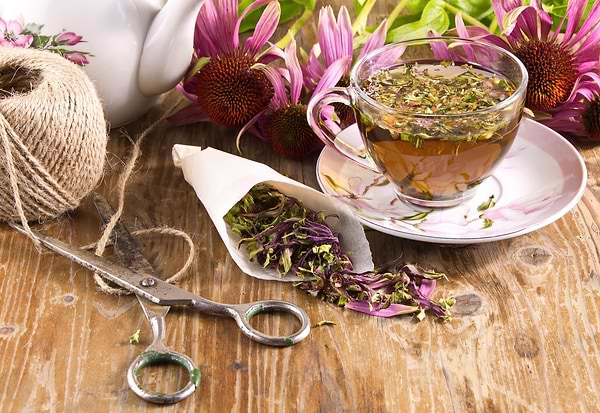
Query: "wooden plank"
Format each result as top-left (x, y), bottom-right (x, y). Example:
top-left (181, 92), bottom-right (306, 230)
top-left (1, 2), bottom-right (600, 411)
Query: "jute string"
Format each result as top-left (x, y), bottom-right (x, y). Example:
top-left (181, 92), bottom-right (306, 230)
top-left (0, 48), bottom-right (106, 245)
top-left (0, 48), bottom-right (194, 294)
top-left (88, 102), bottom-right (196, 295)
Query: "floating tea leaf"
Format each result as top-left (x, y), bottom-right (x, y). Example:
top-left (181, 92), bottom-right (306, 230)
top-left (357, 61), bottom-right (520, 202)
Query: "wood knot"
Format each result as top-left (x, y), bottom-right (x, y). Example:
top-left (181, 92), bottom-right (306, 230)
top-left (0, 325), bottom-right (16, 336)
top-left (232, 361), bottom-right (248, 371)
top-left (514, 334), bottom-right (539, 358)
top-left (515, 246), bottom-right (552, 266)
top-left (452, 294), bottom-right (483, 316)
top-left (63, 294), bottom-right (76, 304)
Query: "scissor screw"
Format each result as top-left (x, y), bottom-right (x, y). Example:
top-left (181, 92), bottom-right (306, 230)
top-left (140, 278), bottom-right (156, 288)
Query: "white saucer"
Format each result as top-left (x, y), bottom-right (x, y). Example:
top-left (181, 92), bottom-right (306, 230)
top-left (316, 118), bottom-right (587, 244)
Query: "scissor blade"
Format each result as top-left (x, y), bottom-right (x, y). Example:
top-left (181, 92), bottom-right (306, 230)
top-left (9, 222), bottom-right (199, 306)
top-left (91, 193), bottom-right (155, 275)
top-left (91, 193), bottom-right (170, 319)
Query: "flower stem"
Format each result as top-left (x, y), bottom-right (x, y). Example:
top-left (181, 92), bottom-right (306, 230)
top-left (488, 18), bottom-right (499, 34)
top-left (352, 0), bottom-right (378, 34)
top-left (440, 1), bottom-right (487, 29)
top-left (386, 0), bottom-right (411, 29)
top-left (276, 7), bottom-right (314, 49)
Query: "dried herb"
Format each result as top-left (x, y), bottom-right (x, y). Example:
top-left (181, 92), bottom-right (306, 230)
top-left (129, 329), bottom-right (141, 345)
top-left (364, 62), bottom-right (514, 115)
top-left (225, 184), bottom-right (454, 320)
top-left (314, 320), bottom-right (337, 327)
top-left (477, 195), bottom-right (496, 211)
top-left (361, 62), bottom-right (516, 148)
top-left (481, 217), bottom-right (494, 228)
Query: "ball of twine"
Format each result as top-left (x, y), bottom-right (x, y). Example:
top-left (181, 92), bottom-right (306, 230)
top-left (0, 47), bottom-right (107, 234)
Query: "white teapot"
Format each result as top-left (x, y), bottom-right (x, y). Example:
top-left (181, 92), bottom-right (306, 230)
top-left (0, 0), bottom-right (204, 127)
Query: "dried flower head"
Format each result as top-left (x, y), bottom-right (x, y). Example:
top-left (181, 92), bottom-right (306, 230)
top-left (451, 0), bottom-right (600, 118)
top-left (237, 39), bottom-right (347, 159)
top-left (543, 73), bottom-right (600, 139)
top-left (170, 0), bottom-right (282, 127)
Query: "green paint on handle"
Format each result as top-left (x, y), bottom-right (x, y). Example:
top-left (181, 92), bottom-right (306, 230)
top-left (191, 368), bottom-right (201, 387)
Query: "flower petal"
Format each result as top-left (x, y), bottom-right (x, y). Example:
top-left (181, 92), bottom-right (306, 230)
top-left (7, 20), bottom-right (23, 35)
top-left (345, 300), bottom-right (419, 318)
top-left (567, 0), bottom-right (600, 49)
top-left (236, 109), bottom-right (268, 152)
top-left (374, 43), bottom-right (407, 68)
top-left (56, 31), bottom-right (83, 46)
top-left (195, 0), bottom-right (227, 57)
top-left (318, 6), bottom-right (353, 67)
top-left (430, 33), bottom-right (453, 60)
top-left (419, 279), bottom-right (437, 299)
top-left (234, 0), bottom-right (274, 50)
top-left (359, 19), bottom-right (387, 59)
top-left (338, 6), bottom-right (353, 61)
top-left (168, 103), bottom-right (209, 125)
top-left (285, 39), bottom-right (303, 104)
top-left (0, 18), bottom-right (7, 33)
top-left (313, 56), bottom-right (351, 95)
top-left (493, 0), bottom-right (523, 30)
top-left (253, 63), bottom-right (288, 107)
top-left (64, 52), bottom-right (88, 65)
top-left (320, 104), bottom-right (342, 135)
top-left (455, 14), bottom-right (475, 60)
top-left (257, 44), bottom-right (285, 64)
top-left (303, 44), bottom-right (326, 91)
top-left (243, 0), bottom-right (280, 56)
top-left (177, 80), bottom-right (199, 103)
top-left (563, 0), bottom-right (588, 41)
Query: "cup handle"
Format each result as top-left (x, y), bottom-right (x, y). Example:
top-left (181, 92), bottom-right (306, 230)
top-left (307, 87), bottom-right (379, 172)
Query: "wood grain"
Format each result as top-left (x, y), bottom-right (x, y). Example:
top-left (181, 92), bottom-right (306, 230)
top-left (1, 2), bottom-right (600, 412)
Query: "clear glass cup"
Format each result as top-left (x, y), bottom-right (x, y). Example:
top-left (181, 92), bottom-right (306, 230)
top-left (308, 37), bottom-right (528, 208)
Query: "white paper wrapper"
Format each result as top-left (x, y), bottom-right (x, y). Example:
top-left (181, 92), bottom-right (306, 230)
top-left (173, 145), bottom-right (374, 282)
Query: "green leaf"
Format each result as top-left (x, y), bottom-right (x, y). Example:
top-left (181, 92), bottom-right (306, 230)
top-left (186, 57), bottom-right (210, 80)
top-left (445, 0), bottom-right (491, 23)
top-left (23, 22), bottom-right (44, 36)
top-left (238, 0), bottom-right (306, 33)
top-left (389, 13), bottom-right (423, 30)
top-left (129, 329), bottom-right (141, 345)
top-left (387, 0), bottom-right (450, 42)
top-left (354, 0), bottom-right (369, 14)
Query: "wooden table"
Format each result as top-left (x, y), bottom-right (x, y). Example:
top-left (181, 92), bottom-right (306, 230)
top-left (2, 4), bottom-right (600, 412)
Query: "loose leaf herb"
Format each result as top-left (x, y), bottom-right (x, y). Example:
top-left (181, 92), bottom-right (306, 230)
top-left (477, 195), bottom-right (496, 212)
top-left (364, 62), bottom-right (514, 115)
top-left (225, 184), bottom-right (454, 320)
top-left (314, 320), bottom-right (337, 327)
top-left (238, 0), bottom-right (313, 33)
top-left (481, 216), bottom-right (493, 228)
top-left (129, 329), bottom-right (141, 345)
top-left (362, 62), bottom-right (516, 147)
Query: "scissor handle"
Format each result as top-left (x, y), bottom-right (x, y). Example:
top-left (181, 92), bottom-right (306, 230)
top-left (127, 345), bottom-right (200, 405)
top-left (229, 300), bottom-right (311, 347)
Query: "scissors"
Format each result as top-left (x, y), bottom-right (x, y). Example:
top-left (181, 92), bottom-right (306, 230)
top-left (9, 194), bottom-right (310, 404)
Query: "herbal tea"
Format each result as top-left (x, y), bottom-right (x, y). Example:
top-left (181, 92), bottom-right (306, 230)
top-left (358, 61), bottom-right (517, 203)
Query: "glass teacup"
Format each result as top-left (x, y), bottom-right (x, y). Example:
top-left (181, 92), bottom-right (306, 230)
top-left (308, 37), bottom-right (528, 208)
